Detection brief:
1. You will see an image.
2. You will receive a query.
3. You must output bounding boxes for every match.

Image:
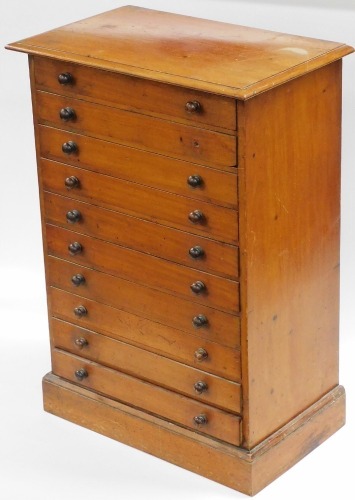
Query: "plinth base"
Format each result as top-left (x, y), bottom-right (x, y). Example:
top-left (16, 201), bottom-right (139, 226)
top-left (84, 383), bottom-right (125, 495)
top-left (43, 374), bottom-right (345, 496)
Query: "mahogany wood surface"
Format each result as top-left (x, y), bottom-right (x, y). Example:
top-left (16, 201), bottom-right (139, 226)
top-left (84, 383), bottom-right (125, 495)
top-left (36, 91), bottom-right (236, 167)
top-left (47, 256), bottom-right (240, 347)
top-left (51, 350), bottom-right (241, 443)
top-left (45, 224), bottom-right (239, 313)
top-left (7, 6), bottom-right (353, 98)
top-left (43, 192), bottom-right (239, 279)
top-left (41, 160), bottom-right (238, 244)
top-left (238, 61), bottom-right (343, 448)
top-left (38, 126), bottom-right (238, 201)
top-left (51, 321), bottom-right (241, 411)
top-left (34, 56), bottom-right (237, 131)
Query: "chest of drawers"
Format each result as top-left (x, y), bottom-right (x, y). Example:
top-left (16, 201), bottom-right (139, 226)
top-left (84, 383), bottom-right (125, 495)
top-left (6, 6), bottom-right (353, 495)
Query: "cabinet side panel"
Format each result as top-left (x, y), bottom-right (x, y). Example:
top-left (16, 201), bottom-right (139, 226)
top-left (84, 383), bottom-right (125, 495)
top-left (28, 55), bottom-right (54, 349)
top-left (240, 61), bottom-right (342, 448)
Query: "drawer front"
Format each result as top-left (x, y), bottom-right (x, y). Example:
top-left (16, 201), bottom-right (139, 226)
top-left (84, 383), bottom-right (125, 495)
top-left (34, 57), bottom-right (237, 131)
top-left (39, 126), bottom-right (238, 204)
top-left (47, 257), bottom-right (240, 346)
top-left (52, 349), bottom-right (241, 445)
top-left (44, 193), bottom-right (239, 280)
top-left (36, 92), bottom-right (236, 168)
top-left (46, 224), bottom-right (239, 313)
top-left (49, 287), bottom-right (240, 356)
top-left (51, 306), bottom-right (241, 378)
top-left (41, 160), bottom-right (238, 244)
top-left (51, 321), bottom-right (241, 412)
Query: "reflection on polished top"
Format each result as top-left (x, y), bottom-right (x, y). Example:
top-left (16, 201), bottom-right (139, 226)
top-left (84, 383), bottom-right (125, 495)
top-left (6, 5), bottom-right (354, 98)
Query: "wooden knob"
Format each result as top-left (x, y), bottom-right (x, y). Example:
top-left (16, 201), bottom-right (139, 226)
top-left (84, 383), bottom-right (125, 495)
top-left (188, 210), bottom-right (204, 224)
top-left (192, 314), bottom-right (208, 328)
top-left (71, 274), bottom-right (85, 287)
top-left (194, 381), bottom-right (208, 394)
top-left (187, 175), bottom-right (203, 188)
top-left (74, 337), bottom-right (88, 349)
top-left (74, 368), bottom-right (88, 381)
top-left (189, 246), bottom-right (205, 259)
top-left (58, 72), bottom-right (73, 85)
top-left (66, 209), bottom-right (82, 224)
top-left (68, 242), bottom-right (82, 255)
top-left (74, 305), bottom-right (87, 318)
top-left (194, 348), bottom-right (208, 361)
top-left (185, 101), bottom-right (201, 113)
top-left (190, 281), bottom-right (206, 294)
top-left (193, 414), bottom-right (208, 425)
top-left (59, 107), bottom-right (76, 121)
top-left (65, 176), bottom-right (79, 189)
top-left (62, 141), bottom-right (78, 154)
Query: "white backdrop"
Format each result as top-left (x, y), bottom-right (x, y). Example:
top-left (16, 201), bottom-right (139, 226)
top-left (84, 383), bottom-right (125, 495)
top-left (1, 2), bottom-right (354, 499)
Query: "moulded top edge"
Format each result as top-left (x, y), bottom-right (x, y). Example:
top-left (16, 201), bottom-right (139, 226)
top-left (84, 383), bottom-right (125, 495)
top-left (5, 6), bottom-right (354, 100)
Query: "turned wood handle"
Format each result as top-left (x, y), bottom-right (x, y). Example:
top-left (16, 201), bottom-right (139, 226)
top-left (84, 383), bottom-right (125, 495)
top-left (74, 337), bottom-right (88, 349)
top-left (187, 175), bottom-right (203, 188)
top-left (188, 210), bottom-right (204, 224)
top-left (66, 209), bottom-right (82, 224)
top-left (68, 242), bottom-right (82, 255)
top-left (194, 381), bottom-right (208, 394)
top-left (71, 274), bottom-right (85, 287)
top-left (62, 141), bottom-right (78, 154)
top-left (194, 348), bottom-right (208, 361)
top-left (74, 305), bottom-right (87, 318)
top-left (58, 72), bottom-right (74, 85)
top-left (190, 281), bottom-right (206, 294)
top-left (65, 176), bottom-right (79, 189)
top-left (185, 101), bottom-right (201, 113)
top-left (193, 414), bottom-right (208, 425)
top-left (189, 246), bottom-right (205, 259)
top-left (60, 107), bottom-right (76, 121)
top-left (192, 314), bottom-right (208, 328)
top-left (74, 368), bottom-right (88, 381)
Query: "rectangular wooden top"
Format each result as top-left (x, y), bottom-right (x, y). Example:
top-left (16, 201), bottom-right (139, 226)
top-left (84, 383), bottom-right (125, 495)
top-left (6, 6), bottom-right (353, 99)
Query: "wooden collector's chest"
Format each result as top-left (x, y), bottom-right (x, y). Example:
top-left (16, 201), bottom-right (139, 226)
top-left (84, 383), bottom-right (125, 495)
top-left (6, 6), bottom-right (353, 495)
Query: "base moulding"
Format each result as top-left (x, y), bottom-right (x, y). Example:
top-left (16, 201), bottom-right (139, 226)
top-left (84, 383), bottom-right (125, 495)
top-left (43, 373), bottom-right (345, 496)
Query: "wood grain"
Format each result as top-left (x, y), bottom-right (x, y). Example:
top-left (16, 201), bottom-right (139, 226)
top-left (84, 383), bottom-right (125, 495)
top-left (41, 159), bottom-right (238, 244)
top-left (34, 57), bottom-right (236, 131)
top-left (238, 61), bottom-right (343, 448)
top-left (43, 375), bottom-right (345, 495)
top-left (7, 6), bottom-right (353, 99)
top-left (50, 310), bottom-right (241, 380)
top-left (36, 91), bottom-right (236, 167)
top-left (49, 287), bottom-right (240, 356)
top-left (45, 224), bottom-right (239, 312)
top-left (44, 192), bottom-right (239, 279)
top-left (51, 320), bottom-right (241, 411)
top-left (47, 256), bottom-right (240, 345)
top-left (51, 350), bottom-right (241, 442)
top-left (38, 126), bottom-right (238, 200)
top-left (6, 8), bottom-right (352, 495)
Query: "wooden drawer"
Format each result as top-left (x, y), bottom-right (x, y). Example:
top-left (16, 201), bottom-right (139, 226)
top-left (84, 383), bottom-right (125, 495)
top-left (36, 92), bottom-right (236, 168)
top-left (44, 193), bottom-right (239, 280)
top-left (41, 160), bottom-right (238, 244)
top-left (39, 126), bottom-right (238, 204)
top-left (34, 57), bottom-right (237, 132)
top-left (51, 321), bottom-right (241, 412)
top-left (46, 224), bottom-right (239, 313)
top-left (47, 257), bottom-right (240, 346)
top-left (51, 306), bottom-right (241, 378)
top-left (52, 349), bottom-right (241, 445)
